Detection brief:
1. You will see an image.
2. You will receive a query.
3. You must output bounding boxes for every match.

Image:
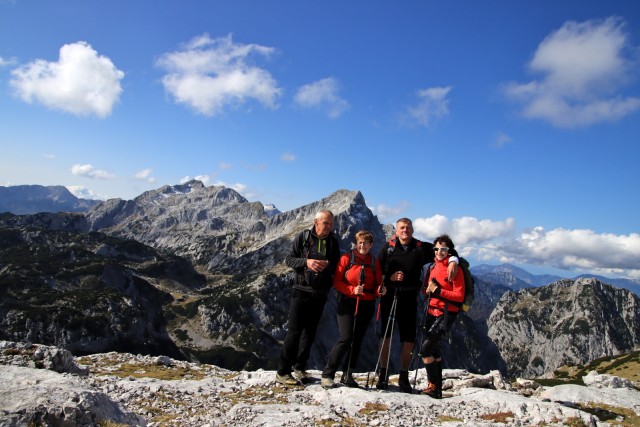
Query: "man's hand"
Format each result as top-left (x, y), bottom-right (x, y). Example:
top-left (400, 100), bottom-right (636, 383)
top-left (307, 259), bottom-right (328, 273)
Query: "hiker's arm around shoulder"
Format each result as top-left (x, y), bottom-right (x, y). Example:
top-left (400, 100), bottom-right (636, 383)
top-left (447, 251), bottom-right (459, 282)
top-left (440, 267), bottom-right (465, 303)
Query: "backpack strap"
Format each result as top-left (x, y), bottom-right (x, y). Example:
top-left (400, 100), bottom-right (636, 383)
top-left (344, 251), bottom-right (377, 283)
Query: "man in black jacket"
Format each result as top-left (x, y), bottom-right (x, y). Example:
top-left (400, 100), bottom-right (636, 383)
top-left (375, 218), bottom-right (458, 393)
top-left (276, 210), bottom-right (341, 386)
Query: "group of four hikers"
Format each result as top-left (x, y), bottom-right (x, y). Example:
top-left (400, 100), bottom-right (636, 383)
top-left (275, 209), bottom-right (466, 398)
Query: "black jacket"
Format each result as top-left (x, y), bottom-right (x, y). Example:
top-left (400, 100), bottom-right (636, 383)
top-left (285, 229), bottom-right (340, 295)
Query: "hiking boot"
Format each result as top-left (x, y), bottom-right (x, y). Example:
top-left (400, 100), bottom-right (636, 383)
top-left (340, 372), bottom-right (360, 388)
top-left (321, 377), bottom-right (335, 389)
top-left (375, 368), bottom-right (388, 390)
top-left (294, 369), bottom-right (312, 384)
top-left (275, 373), bottom-right (300, 386)
top-left (398, 370), bottom-right (412, 393)
top-left (422, 382), bottom-right (442, 399)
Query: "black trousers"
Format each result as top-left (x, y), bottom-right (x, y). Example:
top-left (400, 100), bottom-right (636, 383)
top-left (277, 288), bottom-right (327, 375)
top-left (322, 293), bottom-right (375, 378)
top-left (420, 312), bottom-right (457, 359)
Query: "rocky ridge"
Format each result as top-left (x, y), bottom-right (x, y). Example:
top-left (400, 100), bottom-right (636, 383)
top-left (488, 278), bottom-right (640, 378)
top-left (3, 341), bottom-right (640, 427)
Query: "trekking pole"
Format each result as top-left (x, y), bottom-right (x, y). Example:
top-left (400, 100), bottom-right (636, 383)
top-left (383, 291), bottom-right (398, 377)
top-left (366, 288), bottom-right (382, 389)
top-left (369, 288), bottom-right (398, 389)
top-left (345, 265), bottom-right (365, 381)
top-left (412, 290), bottom-right (432, 391)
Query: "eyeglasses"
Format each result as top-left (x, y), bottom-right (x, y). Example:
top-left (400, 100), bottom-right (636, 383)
top-left (356, 241), bottom-right (372, 246)
top-left (434, 247), bottom-right (449, 253)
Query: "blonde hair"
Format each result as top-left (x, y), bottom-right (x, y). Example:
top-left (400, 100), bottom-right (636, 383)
top-left (355, 230), bottom-right (374, 244)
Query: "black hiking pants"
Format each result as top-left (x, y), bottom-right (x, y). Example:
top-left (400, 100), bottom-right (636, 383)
top-left (322, 294), bottom-right (375, 378)
top-left (278, 288), bottom-right (327, 375)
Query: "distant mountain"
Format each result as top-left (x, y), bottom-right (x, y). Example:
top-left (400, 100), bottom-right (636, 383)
top-left (0, 185), bottom-right (100, 214)
top-left (473, 263), bottom-right (640, 296)
top-left (489, 278), bottom-right (640, 378)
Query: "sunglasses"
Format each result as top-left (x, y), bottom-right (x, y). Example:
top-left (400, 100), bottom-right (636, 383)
top-left (434, 247), bottom-right (449, 253)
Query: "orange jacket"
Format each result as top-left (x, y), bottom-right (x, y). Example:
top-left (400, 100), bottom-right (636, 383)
top-left (425, 256), bottom-right (465, 315)
top-left (333, 250), bottom-right (383, 301)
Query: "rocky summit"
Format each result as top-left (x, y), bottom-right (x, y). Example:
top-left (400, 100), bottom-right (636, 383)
top-left (2, 341), bottom-right (640, 427)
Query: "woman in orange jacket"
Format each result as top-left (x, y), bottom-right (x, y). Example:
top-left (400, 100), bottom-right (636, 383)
top-left (420, 234), bottom-right (465, 398)
top-left (321, 230), bottom-right (386, 389)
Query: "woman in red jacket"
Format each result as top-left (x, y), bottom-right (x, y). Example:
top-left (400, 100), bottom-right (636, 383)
top-left (321, 230), bottom-right (386, 389)
top-left (420, 234), bottom-right (465, 398)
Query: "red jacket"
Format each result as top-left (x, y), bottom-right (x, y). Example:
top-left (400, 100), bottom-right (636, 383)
top-left (333, 250), bottom-right (383, 301)
top-left (425, 256), bottom-right (465, 315)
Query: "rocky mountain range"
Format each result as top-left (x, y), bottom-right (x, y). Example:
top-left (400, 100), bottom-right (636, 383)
top-left (0, 184), bottom-right (100, 214)
top-left (1, 181), bottom-right (639, 381)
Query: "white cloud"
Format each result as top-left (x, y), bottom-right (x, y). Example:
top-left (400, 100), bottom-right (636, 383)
top-left (281, 152), bottom-right (295, 162)
top-left (10, 42), bottom-right (124, 118)
top-left (213, 180), bottom-right (247, 195)
top-left (405, 86), bottom-right (452, 128)
top-left (409, 213), bottom-right (640, 279)
top-left (180, 175), bottom-right (211, 185)
top-left (493, 131), bottom-right (512, 148)
top-left (413, 215), bottom-right (515, 248)
top-left (156, 33), bottom-right (281, 116)
top-left (71, 164), bottom-right (115, 179)
top-left (370, 201), bottom-right (410, 222)
top-left (504, 17), bottom-right (640, 128)
top-left (219, 162), bottom-right (233, 170)
top-left (133, 168), bottom-right (156, 184)
top-left (66, 185), bottom-right (105, 200)
top-left (294, 77), bottom-right (350, 118)
top-left (0, 55), bottom-right (17, 67)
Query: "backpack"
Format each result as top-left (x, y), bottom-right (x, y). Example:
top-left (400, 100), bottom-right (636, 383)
top-left (424, 257), bottom-right (475, 311)
top-left (344, 251), bottom-right (376, 283)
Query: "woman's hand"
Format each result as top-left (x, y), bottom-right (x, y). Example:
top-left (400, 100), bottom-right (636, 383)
top-left (378, 285), bottom-right (387, 296)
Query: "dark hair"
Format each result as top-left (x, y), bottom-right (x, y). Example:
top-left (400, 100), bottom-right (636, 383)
top-left (433, 234), bottom-right (454, 250)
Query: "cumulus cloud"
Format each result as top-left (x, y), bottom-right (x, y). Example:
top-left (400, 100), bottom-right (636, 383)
top-left (409, 213), bottom-right (640, 279)
top-left (66, 185), bottom-right (105, 200)
top-left (413, 215), bottom-right (516, 248)
top-left (133, 169), bottom-right (156, 184)
top-left (404, 86), bottom-right (452, 128)
top-left (71, 164), bottom-right (115, 179)
top-left (180, 175), bottom-right (211, 185)
top-left (212, 180), bottom-right (247, 195)
top-left (281, 152), bottom-right (296, 162)
top-left (294, 77), bottom-right (350, 118)
top-left (370, 201), bottom-right (410, 222)
top-left (156, 33), bottom-right (282, 116)
top-left (10, 42), bottom-right (124, 117)
top-left (504, 17), bottom-right (640, 128)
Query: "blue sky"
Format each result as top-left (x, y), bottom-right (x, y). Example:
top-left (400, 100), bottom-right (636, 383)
top-left (1, 0), bottom-right (639, 280)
